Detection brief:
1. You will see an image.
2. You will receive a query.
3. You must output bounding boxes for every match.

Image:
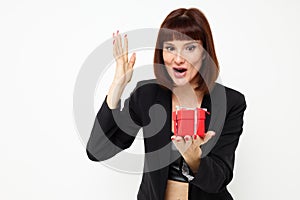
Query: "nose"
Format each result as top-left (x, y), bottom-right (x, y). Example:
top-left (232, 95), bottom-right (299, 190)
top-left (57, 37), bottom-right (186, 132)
top-left (174, 52), bottom-right (185, 65)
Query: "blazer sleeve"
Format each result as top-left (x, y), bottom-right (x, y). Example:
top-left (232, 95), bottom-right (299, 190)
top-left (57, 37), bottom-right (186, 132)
top-left (190, 92), bottom-right (247, 193)
top-left (86, 85), bottom-right (142, 161)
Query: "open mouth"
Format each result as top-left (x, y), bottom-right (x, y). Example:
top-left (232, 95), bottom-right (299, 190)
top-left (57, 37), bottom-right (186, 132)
top-left (172, 67), bottom-right (187, 78)
top-left (173, 67), bottom-right (187, 73)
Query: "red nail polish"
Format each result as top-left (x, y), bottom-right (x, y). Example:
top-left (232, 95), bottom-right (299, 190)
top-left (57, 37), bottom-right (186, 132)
top-left (171, 137), bottom-right (175, 141)
top-left (185, 137), bottom-right (189, 141)
top-left (193, 135), bottom-right (197, 140)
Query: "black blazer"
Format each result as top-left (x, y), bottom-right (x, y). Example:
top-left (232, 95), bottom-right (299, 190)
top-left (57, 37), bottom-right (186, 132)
top-left (87, 79), bottom-right (247, 200)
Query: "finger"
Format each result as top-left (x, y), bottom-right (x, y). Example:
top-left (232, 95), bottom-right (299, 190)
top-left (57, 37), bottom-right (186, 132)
top-left (172, 136), bottom-right (187, 153)
top-left (171, 135), bottom-right (176, 141)
top-left (113, 32), bottom-right (117, 58)
top-left (184, 135), bottom-right (192, 147)
top-left (171, 135), bottom-right (183, 143)
top-left (113, 32), bottom-right (115, 45)
top-left (192, 135), bottom-right (203, 146)
top-left (116, 31), bottom-right (123, 57)
top-left (124, 34), bottom-right (128, 62)
top-left (171, 136), bottom-right (181, 148)
top-left (203, 131), bottom-right (216, 144)
top-left (175, 136), bottom-right (185, 143)
top-left (113, 31), bottom-right (122, 58)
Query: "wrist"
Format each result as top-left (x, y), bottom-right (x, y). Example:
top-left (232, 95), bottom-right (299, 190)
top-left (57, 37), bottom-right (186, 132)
top-left (107, 82), bottom-right (126, 109)
top-left (183, 147), bottom-right (201, 174)
top-left (183, 147), bottom-right (201, 162)
top-left (111, 79), bottom-right (127, 88)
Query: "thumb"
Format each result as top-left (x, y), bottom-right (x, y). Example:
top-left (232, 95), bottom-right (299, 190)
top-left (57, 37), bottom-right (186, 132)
top-left (203, 131), bottom-right (216, 144)
top-left (128, 53), bottom-right (136, 69)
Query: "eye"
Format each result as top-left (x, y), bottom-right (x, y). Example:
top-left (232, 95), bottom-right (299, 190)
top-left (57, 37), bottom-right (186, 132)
top-left (186, 45), bottom-right (196, 51)
top-left (165, 46), bottom-right (175, 51)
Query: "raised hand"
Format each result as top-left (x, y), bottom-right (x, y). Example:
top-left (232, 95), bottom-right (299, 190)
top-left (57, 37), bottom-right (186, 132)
top-left (112, 30), bottom-right (136, 86)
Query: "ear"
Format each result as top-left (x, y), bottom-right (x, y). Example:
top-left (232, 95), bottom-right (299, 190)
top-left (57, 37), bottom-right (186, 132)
top-left (202, 52), bottom-right (207, 60)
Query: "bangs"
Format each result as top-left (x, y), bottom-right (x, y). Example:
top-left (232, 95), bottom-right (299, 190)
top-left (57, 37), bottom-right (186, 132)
top-left (158, 16), bottom-right (205, 45)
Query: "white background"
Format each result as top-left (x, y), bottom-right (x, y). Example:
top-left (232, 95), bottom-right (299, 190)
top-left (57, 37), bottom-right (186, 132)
top-left (1, 0), bottom-right (300, 199)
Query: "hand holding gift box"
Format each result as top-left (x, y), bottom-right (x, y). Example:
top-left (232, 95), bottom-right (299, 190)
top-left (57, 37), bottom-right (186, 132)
top-left (172, 106), bottom-right (210, 138)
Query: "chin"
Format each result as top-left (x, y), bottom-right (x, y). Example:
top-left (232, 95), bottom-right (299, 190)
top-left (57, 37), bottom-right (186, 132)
top-left (172, 78), bottom-right (189, 87)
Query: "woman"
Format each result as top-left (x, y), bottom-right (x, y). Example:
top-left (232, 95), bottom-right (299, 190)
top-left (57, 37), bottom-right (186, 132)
top-left (87, 8), bottom-right (246, 200)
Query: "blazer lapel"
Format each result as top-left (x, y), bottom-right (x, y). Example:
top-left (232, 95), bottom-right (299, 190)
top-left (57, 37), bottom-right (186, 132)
top-left (200, 83), bottom-right (227, 157)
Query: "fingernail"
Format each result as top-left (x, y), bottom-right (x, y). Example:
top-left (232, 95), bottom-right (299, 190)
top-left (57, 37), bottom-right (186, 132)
top-left (171, 137), bottom-right (175, 141)
top-left (113, 32), bottom-right (115, 37)
top-left (193, 135), bottom-right (197, 140)
top-left (124, 34), bottom-right (127, 37)
top-left (117, 30), bottom-right (119, 34)
top-left (113, 40), bottom-right (115, 44)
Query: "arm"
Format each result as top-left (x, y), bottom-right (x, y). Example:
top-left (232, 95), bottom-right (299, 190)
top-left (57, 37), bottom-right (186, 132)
top-left (86, 86), bottom-right (142, 161)
top-left (189, 93), bottom-right (247, 193)
top-left (86, 31), bottom-right (140, 161)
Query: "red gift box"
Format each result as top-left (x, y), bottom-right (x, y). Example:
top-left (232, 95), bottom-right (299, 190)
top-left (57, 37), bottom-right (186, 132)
top-left (172, 106), bottom-right (209, 138)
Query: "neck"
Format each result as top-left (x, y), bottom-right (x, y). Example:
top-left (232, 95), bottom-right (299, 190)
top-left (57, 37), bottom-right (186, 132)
top-left (172, 84), bottom-right (203, 108)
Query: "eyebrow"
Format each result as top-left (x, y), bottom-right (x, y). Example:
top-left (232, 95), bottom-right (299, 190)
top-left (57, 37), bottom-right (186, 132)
top-left (163, 41), bottom-right (200, 46)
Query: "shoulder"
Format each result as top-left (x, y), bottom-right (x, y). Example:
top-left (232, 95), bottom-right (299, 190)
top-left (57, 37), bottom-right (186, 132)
top-left (132, 79), bottom-right (161, 94)
top-left (213, 82), bottom-right (246, 109)
top-left (129, 79), bottom-right (161, 103)
top-left (223, 83), bottom-right (245, 103)
top-left (136, 79), bottom-right (159, 88)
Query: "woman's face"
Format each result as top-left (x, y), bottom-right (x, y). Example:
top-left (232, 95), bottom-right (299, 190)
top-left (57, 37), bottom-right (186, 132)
top-left (162, 40), bottom-right (205, 87)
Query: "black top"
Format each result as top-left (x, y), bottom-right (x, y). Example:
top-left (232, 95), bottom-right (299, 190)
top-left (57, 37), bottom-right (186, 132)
top-left (86, 79), bottom-right (247, 200)
top-left (168, 158), bottom-right (188, 182)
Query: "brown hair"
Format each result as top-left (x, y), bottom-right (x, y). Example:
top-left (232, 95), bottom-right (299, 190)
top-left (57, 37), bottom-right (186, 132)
top-left (153, 8), bottom-right (219, 93)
